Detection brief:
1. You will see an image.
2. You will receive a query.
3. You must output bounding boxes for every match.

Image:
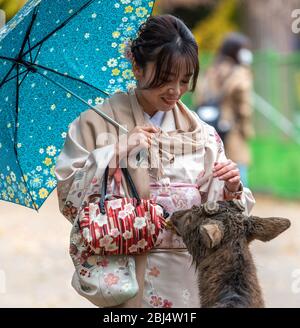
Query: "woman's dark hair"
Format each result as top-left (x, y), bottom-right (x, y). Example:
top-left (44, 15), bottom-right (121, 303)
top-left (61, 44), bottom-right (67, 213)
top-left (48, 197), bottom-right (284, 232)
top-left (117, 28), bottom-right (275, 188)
top-left (131, 14), bottom-right (199, 91)
top-left (218, 32), bottom-right (252, 64)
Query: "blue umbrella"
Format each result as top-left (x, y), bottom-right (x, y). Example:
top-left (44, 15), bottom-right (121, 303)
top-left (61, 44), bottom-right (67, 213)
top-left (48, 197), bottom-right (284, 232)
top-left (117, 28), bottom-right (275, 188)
top-left (0, 0), bottom-right (155, 210)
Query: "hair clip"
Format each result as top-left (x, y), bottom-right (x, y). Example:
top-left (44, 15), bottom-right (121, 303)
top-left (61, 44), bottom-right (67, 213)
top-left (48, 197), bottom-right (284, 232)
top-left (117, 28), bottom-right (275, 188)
top-left (124, 39), bottom-right (134, 62)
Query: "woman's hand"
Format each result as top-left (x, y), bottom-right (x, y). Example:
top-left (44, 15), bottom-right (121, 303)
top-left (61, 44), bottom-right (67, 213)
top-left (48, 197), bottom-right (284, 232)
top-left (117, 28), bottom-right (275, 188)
top-left (213, 160), bottom-right (241, 192)
top-left (125, 125), bottom-right (159, 158)
top-left (108, 125), bottom-right (158, 176)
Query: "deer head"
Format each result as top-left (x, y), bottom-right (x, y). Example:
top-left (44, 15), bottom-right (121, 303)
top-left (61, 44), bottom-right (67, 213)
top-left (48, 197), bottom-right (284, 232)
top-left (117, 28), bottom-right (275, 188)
top-left (170, 201), bottom-right (291, 263)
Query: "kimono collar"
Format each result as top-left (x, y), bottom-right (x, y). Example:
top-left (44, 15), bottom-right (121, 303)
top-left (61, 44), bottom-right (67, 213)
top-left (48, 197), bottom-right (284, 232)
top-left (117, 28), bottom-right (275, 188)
top-left (127, 88), bottom-right (209, 180)
top-left (143, 111), bottom-right (165, 127)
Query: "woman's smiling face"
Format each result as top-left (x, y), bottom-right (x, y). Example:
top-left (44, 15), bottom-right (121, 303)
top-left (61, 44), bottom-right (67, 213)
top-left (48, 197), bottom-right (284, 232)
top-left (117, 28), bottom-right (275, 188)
top-left (128, 15), bottom-right (199, 116)
top-left (133, 60), bottom-right (194, 116)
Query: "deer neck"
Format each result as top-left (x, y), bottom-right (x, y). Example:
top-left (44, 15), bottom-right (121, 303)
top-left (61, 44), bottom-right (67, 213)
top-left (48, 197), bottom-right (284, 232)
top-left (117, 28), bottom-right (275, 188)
top-left (198, 240), bottom-right (264, 308)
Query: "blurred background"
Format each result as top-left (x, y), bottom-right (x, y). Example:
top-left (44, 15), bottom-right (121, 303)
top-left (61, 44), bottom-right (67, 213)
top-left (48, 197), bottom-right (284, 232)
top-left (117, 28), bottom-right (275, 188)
top-left (0, 0), bottom-right (299, 308)
top-left (154, 0), bottom-right (300, 199)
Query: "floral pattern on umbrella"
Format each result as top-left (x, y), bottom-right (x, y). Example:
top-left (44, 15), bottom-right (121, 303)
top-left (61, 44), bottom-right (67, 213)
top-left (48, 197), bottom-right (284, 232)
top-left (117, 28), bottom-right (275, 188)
top-left (0, 0), bottom-right (155, 210)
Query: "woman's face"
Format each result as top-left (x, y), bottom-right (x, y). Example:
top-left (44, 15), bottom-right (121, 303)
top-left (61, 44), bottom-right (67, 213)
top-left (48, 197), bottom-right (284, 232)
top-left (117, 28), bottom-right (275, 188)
top-left (133, 61), bottom-right (193, 116)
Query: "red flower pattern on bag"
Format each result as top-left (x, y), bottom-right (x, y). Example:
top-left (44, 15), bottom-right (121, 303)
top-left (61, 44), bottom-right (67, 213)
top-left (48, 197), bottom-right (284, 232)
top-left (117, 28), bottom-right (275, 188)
top-left (78, 198), bottom-right (165, 255)
top-left (104, 273), bottom-right (119, 286)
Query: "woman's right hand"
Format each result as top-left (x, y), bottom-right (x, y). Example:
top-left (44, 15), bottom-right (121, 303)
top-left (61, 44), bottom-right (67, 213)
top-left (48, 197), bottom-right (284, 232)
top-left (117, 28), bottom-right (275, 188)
top-left (124, 125), bottom-right (159, 158)
top-left (109, 125), bottom-right (159, 175)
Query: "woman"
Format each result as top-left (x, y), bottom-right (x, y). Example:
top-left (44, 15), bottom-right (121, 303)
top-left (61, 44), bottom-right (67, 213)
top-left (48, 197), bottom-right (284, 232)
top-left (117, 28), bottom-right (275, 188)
top-left (195, 33), bottom-right (255, 187)
top-left (55, 15), bottom-right (255, 308)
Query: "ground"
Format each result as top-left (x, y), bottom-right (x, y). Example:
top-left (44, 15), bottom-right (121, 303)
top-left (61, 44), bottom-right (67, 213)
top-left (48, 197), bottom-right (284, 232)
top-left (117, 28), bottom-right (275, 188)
top-left (0, 192), bottom-right (299, 307)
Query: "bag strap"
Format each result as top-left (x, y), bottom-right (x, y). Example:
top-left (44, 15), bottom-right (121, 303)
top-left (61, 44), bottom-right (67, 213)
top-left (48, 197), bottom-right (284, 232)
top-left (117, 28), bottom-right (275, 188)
top-left (99, 166), bottom-right (141, 214)
top-left (121, 167), bottom-right (141, 203)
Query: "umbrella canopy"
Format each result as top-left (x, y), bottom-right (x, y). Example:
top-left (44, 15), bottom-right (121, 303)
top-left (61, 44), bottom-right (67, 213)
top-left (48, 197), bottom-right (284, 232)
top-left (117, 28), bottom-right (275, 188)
top-left (0, 0), bottom-right (155, 210)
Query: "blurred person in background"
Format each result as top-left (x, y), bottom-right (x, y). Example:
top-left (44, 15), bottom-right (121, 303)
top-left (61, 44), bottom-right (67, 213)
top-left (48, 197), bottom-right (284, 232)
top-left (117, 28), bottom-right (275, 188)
top-left (195, 32), bottom-right (255, 187)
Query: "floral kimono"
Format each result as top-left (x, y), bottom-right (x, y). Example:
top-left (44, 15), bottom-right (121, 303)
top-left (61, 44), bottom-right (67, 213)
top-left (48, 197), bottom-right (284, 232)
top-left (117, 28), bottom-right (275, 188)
top-left (55, 88), bottom-right (255, 308)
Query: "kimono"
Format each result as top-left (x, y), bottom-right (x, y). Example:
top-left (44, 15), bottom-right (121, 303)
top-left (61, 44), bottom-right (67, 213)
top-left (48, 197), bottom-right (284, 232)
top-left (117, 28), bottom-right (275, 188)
top-left (55, 88), bottom-right (255, 308)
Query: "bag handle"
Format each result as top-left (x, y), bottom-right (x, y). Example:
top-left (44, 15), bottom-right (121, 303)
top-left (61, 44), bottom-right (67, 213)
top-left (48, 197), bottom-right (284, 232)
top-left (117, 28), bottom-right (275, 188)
top-left (99, 166), bottom-right (141, 214)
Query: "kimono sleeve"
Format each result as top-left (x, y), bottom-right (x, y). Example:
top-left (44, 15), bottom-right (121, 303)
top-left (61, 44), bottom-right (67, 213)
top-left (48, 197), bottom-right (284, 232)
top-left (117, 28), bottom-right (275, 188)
top-left (54, 110), bottom-right (116, 224)
top-left (199, 126), bottom-right (255, 215)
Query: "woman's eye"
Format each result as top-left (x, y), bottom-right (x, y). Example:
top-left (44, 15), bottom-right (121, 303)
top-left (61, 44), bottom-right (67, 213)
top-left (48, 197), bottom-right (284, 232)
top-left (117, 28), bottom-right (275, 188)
top-left (181, 80), bottom-right (190, 84)
top-left (161, 79), bottom-right (172, 83)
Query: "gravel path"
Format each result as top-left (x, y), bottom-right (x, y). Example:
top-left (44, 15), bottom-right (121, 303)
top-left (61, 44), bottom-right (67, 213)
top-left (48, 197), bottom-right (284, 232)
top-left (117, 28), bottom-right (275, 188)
top-left (0, 192), bottom-right (299, 307)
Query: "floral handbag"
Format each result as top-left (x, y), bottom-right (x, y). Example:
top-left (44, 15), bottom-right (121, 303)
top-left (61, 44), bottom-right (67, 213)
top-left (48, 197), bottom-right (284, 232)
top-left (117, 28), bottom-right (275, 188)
top-left (78, 166), bottom-right (168, 256)
top-left (69, 217), bottom-right (139, 307)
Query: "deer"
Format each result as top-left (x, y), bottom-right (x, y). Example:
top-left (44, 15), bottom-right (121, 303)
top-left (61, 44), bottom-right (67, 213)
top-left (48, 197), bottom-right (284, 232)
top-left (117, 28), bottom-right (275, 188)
top-left (169, 200), bottom-right (291, 308)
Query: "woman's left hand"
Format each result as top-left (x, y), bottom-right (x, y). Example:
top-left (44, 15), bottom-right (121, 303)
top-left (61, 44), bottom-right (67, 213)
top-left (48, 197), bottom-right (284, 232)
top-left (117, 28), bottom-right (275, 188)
top-left (213, 160), bottom-right (241, 192)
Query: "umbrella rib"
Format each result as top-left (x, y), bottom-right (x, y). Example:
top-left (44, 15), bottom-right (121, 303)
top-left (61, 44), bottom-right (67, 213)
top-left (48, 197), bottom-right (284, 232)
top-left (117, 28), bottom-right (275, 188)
top-left (15, 64), bottom-right (19, 121)
top-left (14, 63), bottom-right (39, 212)
top-left (0, 62), bottom-right (17, 88)
top-left (1, 69), bottom-right (28, 86)
top-left (19, 70), bottom-right (31, 88)
top-left (28, 61), bottom-right (109, 96)
top-left (19, 43), bottom-right (43, 87)
top-left (0, 56), bottom-right (127, 132)
top-left (34, 69), bottom-right (128, 134)
top-left (27, 38), bottom-right (33, 63)
top-left (33, 43), bottom-right (43, 64)
top-left (22, 0), bottom-right (95, 58)
top-left (0, 56), bottom-right (109, 96)
top-left (18, 4), bottom-right (40, 60)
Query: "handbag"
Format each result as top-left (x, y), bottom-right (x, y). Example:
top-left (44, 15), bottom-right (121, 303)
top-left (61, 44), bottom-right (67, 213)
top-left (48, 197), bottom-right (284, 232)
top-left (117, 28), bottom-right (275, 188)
top-left (196, 97), bottom-right (231, 142)
top-left (69, 215), bottom-right (139, 307)
top-left (195, 68), bottom-right (237, 142)
top-left (78, 166), bottom-right (168, 256)
top-left (71, 255), bottom-right (139, 307)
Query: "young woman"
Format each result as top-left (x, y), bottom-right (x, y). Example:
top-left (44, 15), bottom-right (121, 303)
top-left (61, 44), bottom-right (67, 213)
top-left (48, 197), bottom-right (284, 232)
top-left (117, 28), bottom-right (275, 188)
top-left (55, 15), bottom-right (255, 308)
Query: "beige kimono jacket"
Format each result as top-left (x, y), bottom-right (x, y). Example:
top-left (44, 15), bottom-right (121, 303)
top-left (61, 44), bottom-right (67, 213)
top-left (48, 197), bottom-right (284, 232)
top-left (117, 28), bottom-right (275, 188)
top-left (195, 59), bottom-right (255, 165)
top-left (55, 88), bottom-right (255, 307)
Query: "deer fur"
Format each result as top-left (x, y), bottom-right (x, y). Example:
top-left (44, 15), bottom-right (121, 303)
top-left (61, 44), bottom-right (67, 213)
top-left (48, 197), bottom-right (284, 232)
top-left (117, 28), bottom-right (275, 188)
top-left (170, 200), bottom-right (291, 308)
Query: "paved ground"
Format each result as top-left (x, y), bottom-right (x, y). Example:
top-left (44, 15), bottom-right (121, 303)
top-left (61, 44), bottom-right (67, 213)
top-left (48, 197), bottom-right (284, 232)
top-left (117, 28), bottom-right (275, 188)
top-left (0, 192), bottom-right (299, 308)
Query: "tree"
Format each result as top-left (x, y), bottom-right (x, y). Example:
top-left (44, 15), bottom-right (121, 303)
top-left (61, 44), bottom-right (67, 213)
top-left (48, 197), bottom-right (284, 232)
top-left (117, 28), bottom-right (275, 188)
top-left (0, 0), bottom-right (27, 22)
top-left (242, 0), bottom-right (300, 53)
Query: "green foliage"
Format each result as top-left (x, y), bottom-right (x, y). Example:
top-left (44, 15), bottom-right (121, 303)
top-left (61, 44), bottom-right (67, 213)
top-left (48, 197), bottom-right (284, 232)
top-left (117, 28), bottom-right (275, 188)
top-left (249, 137), bottom-right (300, 199)
top-left (0, 0), bottom-right (27, 21)
top-left (193, 0), bottom-right (238, 52)
top-left (182, 51), bottom-right (300, 199)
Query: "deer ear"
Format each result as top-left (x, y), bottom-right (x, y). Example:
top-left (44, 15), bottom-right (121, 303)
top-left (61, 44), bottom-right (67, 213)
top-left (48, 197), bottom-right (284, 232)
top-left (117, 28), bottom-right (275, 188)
top-left (200, 221), bottom-right (224, 248)
top-left (246, 216), bottom-right (291, 242)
